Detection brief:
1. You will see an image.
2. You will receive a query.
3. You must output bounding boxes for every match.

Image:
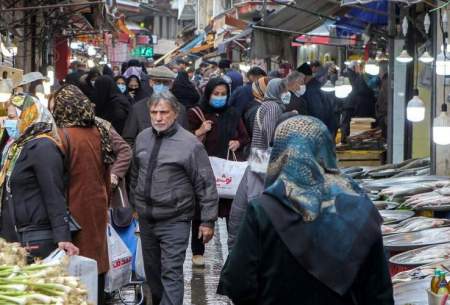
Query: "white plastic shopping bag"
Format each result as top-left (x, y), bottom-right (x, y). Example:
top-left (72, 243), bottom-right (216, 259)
top-left (209, 151), bottom-right (248, 199)
top-left (44, 249), bottom-right (98, 305)
top-left (135, 236), bottom-right (146, 280)
top-left (68, 255), bottom-right (98, 305)
top-left (105, 223), bottom-right (133, 293)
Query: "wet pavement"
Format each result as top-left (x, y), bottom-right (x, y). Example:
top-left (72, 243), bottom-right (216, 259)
top-left (111, 219), bottom-right (231, 305)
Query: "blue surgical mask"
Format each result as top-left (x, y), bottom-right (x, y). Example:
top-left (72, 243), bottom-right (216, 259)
top-left (117, 84), bottom-right (127, 94)
top-left (4, 120), bottom-right (19, 139)
top-left (281, 92), bottom-right (291, 105)
top-left (153, 83), bottom-right (169, 94)
top-left (210, 95), bottom-right (227, 108)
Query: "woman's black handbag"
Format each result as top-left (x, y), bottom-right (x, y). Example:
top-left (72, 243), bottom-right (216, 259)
top-left (62, 129), bottom-right (82, 236)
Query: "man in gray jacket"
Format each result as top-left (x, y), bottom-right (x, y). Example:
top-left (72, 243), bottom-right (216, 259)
top-left (130, 91), bottom-right (218, 305)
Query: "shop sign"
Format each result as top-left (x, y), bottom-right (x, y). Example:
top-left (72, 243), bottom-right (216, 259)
top-left (131, 46), bottom-right (154, 58)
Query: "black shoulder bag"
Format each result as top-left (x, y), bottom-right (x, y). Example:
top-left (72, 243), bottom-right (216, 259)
top-left (61, 128), bottom-right (82, 234)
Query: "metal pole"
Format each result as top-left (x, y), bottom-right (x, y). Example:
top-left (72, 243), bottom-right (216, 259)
top-left (0, 1), bottom-right (104, 12)
top-left (387, 1), bottom-right (396, 163)
top-left (430, 2), bottom-right (438, 174)
top-left (262, 0), bottom-right (267, 25)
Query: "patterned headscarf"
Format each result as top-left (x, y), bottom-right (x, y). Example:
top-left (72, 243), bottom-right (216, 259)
top-left (262, 115), bottom-right (382, 295)
top-left (265, 115), bottom-right (362, 222)
top-left (0, 94), bottom-right (61, 188)
top-left (252, 77), bottom-right (269, 102)
top-left (52, 85), bottom-right (114, 164)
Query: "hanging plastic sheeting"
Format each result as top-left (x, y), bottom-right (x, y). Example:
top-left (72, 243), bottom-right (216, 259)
top-left (335, 1), bottom-right (388, 36)
top-left (341, 0), bottom-right (422, 5)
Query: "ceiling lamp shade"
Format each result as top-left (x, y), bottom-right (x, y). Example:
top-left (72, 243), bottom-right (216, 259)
top-left (419, 51), bottom-right (434, 64)
top-left (335, 77), bottom-right (352, 99)
top-left (396, 49), bottom-right (413, 63)
top-left (433, 104), bottom-right (450, 145)
top-left (436, 46), bottom-right (450, 75)
top-left (321, 80), bottom-right (335, 92)
top-left (365, 59), bottom-right (380, 76)
top-left (406, 90), bottom-right (425, 122)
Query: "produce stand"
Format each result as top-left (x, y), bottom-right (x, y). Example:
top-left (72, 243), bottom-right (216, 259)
top-left (0, 239), bottom-right (91, 305)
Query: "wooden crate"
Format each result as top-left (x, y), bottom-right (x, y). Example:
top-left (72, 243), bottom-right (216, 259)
top-left (337, 150), bottom-right (385, 167)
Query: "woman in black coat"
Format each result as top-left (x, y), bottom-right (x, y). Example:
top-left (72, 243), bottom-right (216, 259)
top-left (94, 75), bottom-right (131, 134)
top-left (218, 116), bottom-right (393, 305)
top-left (126, 75), bottom-right (150, 104)
top-left (0, 94), bottom-right (79, 260)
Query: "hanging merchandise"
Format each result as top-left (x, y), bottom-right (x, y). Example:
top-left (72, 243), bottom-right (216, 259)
top-left (397, 17), bottom-right (413, 64)
top-left (87, 46), bottom-right (97, 56)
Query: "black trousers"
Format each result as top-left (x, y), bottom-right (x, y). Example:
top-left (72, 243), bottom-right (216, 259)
top-left (191, 220), bottom-right (205, 256)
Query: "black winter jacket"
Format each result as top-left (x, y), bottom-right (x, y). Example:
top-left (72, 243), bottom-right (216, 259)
top-left (3, 139), bottom-right (71, 243)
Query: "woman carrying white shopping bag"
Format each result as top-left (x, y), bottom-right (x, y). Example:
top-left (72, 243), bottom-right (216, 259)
top-left (187, 77), bottom-right (250, 266)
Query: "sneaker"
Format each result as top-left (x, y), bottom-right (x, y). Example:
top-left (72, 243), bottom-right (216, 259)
top-left (192, 255), bottom-right (205, 267)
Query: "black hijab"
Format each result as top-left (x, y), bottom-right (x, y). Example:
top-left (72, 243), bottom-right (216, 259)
top-left (172, 71), bottom-right (200, 108)
top-left (199, 77), bottom-right (240, 158)
top-left (126, 75), bottom-right (149, 103)
top-left (94, 75), bottom-right (131, 133)
top-left (102, 65), bottom-right (114, 77)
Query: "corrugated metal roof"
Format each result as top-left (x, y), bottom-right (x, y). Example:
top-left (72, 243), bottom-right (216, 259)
top-left (263, 0), bottom-right (341, 34)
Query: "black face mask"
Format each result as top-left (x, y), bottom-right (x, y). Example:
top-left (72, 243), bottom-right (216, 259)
top-left (128, 88), bottom-right (137, 92)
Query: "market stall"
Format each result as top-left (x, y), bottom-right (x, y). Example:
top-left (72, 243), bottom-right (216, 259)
top-left (0, 239), bottom-right (92, 305)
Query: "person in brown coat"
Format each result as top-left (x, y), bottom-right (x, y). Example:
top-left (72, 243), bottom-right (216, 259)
top-left (52, 85), bottom-right (115, 305)
top-left (96, 117), bottom-right (132, 210)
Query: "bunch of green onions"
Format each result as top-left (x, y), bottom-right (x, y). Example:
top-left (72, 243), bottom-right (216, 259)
top-left (0, 240), bottom-right (89, 304)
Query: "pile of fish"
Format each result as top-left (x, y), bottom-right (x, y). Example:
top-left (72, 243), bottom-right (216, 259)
top-left (390, 243), bottom-right (450, 266)
top-left (345, 128), bottom-right (384, 150)
top-left (392, 259), bottom-right (450, 284)
top-left (383, 227), bottom-right (450, 251)
top-left (382, 217), bottom-right (450, 235)
top-left (342, 158), bottom-right (430, 180)
top-left (375, 180), bottom-right (450, 203)
top-left (401, 187), bottom-right (450, 210)
top-left (379, 210), bottom-right (414, 225)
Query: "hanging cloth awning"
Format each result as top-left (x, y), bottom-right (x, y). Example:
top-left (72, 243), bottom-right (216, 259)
top-left (179, 33), bottom-right (205, 53)
top-left (293, 20), bottom-right (358, 46)
top-left (251, 0), bottom-right (342, 60)
top-left (341, 0), bottom-right (422, 5)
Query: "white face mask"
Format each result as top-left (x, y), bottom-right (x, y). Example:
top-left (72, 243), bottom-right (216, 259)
top-left (294, 84), bottom-right (306, 97)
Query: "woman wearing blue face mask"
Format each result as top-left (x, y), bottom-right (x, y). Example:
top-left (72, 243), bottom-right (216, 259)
top-left (187, 77), bottom-right (250, 266)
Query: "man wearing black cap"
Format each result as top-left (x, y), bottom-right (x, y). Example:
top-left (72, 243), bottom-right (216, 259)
top-left (228, 66), bottom-right (267, 118)
top-left (297, 63), bottom-right (337, 137)
top-left (219, 59), bottom-right (243, 93)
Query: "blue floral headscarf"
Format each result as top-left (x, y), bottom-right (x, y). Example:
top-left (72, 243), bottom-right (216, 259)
top-left (265, 115), bottom-right (363, 222)
top-left (262, 116), bottom-right (382, 295)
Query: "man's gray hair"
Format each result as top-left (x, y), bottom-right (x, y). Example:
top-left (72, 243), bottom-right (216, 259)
top-left (286, 71), bottom-right (305, 84)
top-left (147, 91), bottom-right (181, 114)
